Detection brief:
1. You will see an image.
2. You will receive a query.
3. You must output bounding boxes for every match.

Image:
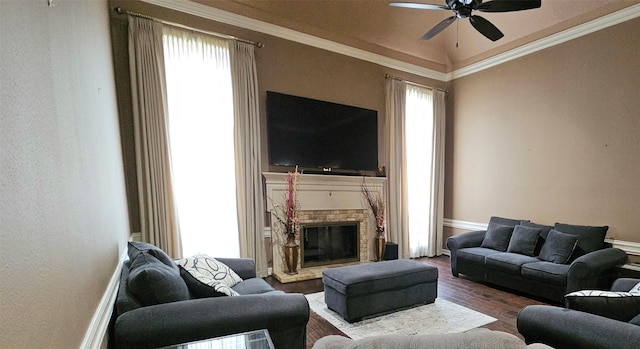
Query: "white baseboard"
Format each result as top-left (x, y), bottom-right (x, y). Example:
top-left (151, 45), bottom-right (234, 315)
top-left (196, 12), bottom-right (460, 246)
top-left (80, 247), bottom-right (128, 349)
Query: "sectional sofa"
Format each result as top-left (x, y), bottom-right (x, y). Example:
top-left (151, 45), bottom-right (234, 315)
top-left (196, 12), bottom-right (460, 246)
top-left (446, 216), bottom-right (627, 303)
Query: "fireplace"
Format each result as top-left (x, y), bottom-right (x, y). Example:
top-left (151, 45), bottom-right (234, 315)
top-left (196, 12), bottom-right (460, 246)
top-left (301, 222), bottom-right (360, 268)
top-left (263, 172), bottom-right (386, 282)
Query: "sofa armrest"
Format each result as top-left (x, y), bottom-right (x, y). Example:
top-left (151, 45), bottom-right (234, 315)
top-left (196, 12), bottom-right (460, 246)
top-left (517, 305), bottom-right (640, 349)
top-left (446, 230), bottom-right (486, 276)
top-left (446, 230), bottom-right (486, 251)
top-left (566, 248), bottom-right (628, 292)
top-left (216, 257), bottom-right (257, 279)
top-left (114, 293), bottom-right (309, 349)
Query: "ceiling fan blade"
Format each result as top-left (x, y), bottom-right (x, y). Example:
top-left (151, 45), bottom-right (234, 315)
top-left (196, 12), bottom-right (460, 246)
top-left (478, 0), bottom-right (541, 12)
top-left (469, 15), bottom-right (504, 41)
top-left (389, 2), bottom-right (450, 11)
top-left (421, 16), bottom-right (457, 40)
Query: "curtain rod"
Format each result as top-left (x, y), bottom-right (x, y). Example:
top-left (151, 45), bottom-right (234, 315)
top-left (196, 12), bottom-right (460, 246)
top-left (385, 74), bottom-right (446, 93)
top-left (112, 6), bottom-right (264, 48)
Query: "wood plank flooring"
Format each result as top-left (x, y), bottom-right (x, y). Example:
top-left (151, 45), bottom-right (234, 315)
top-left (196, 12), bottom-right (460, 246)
top-left (264, 255), bottom-right (553, 349)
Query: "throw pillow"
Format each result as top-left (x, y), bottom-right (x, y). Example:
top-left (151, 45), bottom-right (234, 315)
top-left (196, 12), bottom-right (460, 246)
top-left (174, 255), bottom-right (243, 297)
top-left (127, 252), bottom-right (190, 306)
top-left (629, 281), bottom-right (640, 295)
top-left (178, 265), bottom-right (239, 297)
top-left (507, 225), bottom-right (541, 256)
top-left (554, 223), bottom-right (608, 258)
top-left (538, 229), bottom-right (578, 264)
top-left (521, 221), bottom-right (553, 255)
top-left (565, 290), bottom-right (640, 322)
top-left (481, 222), bottom-right (514, 252)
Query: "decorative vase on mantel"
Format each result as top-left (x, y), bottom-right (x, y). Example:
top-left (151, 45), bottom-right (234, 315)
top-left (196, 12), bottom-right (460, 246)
top-left (375, 229), bottom-right (386, 262)
top-left (284, 234), bottom-right (299, 275)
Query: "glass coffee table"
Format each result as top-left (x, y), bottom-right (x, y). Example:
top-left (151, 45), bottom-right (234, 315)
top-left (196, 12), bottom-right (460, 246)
top-left (161, 329), bottom-right (274, 349)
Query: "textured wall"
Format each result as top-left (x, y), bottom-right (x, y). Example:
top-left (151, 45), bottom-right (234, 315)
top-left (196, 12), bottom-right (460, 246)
top-left (0, 0), bottom-right (130, 347)
top-left (445, 17), bottom-right (640, 243)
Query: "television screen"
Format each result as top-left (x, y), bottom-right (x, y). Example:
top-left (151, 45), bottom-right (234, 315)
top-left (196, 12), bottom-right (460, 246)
top-left (267, 91), bottom-right (378, 173)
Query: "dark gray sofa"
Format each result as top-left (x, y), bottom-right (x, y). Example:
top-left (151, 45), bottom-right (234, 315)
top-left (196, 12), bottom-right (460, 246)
top-left (446, 216), bottom-right (628, 303)
top-left (111, 242), bottom-right (309, 349)
top-left (517, 278), bottom-right (640, 349)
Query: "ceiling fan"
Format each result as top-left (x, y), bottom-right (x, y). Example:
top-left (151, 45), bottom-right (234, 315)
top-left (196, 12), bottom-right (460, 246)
top-left (390, 0), bottom-right (542, 41)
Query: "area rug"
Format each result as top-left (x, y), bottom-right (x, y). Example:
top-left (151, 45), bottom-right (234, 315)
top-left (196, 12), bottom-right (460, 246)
top-left (305, 292), bottom-right (496, 340)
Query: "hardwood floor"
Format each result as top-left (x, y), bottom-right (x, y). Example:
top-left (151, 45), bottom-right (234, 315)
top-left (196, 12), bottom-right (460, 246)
top-left (265, 255), bottom-right (553, 349)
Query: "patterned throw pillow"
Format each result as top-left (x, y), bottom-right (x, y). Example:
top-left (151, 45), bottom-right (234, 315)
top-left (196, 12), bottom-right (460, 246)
top-left (629, 281), bottom-right (640, 295)
top-left (174, 255), bottom-right (243, 297)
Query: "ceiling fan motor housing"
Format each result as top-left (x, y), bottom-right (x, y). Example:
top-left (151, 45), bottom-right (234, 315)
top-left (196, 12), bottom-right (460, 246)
top-left (449, 0), bottom-right (480, 18)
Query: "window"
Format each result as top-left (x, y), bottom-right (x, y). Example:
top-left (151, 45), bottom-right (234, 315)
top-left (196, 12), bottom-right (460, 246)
top-left (405, 84), bottom-right (434, 257)
top-left (162, 27), bottom-right (239, 257)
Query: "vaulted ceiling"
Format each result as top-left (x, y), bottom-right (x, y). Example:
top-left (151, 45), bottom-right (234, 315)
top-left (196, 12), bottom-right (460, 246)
top-left (192, 0), bottom-right (640, 73)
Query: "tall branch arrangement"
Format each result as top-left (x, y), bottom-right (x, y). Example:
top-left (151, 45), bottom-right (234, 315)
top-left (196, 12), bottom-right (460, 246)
top-left (362, 179), bottom-right (385, 236)
top-left (272, 166), bottom-right (300, 240)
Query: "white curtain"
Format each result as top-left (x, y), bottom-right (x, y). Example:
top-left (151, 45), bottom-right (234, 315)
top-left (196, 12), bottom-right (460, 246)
top-left (385, 78), bottom-right (410, 259)
top-left (431, 90), bottom-right (446, 256)
top-left (162, 26), bottom-right (240, 258)
top-left (386, 78), bottom-right (446, 258)
top-left (230, 41), bottom-right (267, 277)
top-left (128, 17), bottom-right (182, 257)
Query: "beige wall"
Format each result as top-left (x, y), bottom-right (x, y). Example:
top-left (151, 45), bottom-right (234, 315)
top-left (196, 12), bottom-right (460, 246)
top-left (445, 17), bottom-right (640, 243)
top-left (0, 0), bottom-right (130, 347)
top-left (108, 0), bottom-right (445, 233)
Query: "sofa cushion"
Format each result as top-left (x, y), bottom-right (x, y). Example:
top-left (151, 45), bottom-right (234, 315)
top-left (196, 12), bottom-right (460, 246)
top-left (481, 223), bottom-right (515, 252)
top-left (128, 241), bottom-right (175, 268)
top-left (457, 247), bottom-right (503, 265)
top-left (521, 261), bottom-right (570, 286)
top-left (554, 223), bottom-right (608, 258)
top-left (486, 252), bottom-right (541, 275)
top-left (127, 252), bottom-right (190, 306)
top-left (490, 216), bottom-right (529, 227)
top-left (538, 229), bottom-right (578, 264)
top-left (565, 290), bottom-right (640, 322)
top-left (507, 225), bottom-right (541, 256)
top-left (174, 255), bottom-right (243, 297)
top-left (232, 278), bottom-right (279, 295)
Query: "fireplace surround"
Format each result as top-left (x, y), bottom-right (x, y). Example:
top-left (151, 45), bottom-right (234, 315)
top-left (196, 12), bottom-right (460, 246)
top-left (264, 172), bottom-right (386, 283)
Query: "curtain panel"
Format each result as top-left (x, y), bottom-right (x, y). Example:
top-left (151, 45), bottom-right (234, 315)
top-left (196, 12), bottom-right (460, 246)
top-left (385, 79), bottom-right (446, 258)
top-left (127, 17), bottom-right (182, 257)
top-left (385, 78), bottom-right (410, 259)
top-left (230, 41), bottom-right (267, 277)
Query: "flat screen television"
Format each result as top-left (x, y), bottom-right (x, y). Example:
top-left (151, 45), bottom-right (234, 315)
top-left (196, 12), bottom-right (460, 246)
top-left (267, 91), bottom-right (378, 174)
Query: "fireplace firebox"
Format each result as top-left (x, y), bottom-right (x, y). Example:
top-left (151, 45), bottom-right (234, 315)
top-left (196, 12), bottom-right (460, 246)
top-left (301, 222), bottom-right (359, 268)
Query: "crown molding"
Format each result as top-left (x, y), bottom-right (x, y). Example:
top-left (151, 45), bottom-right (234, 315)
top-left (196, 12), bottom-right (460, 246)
top-left (140, 0), bottom-right (447, 81)
top-left (142, 0), bottom-right (639, 82)
top-left (448, 3), bottom-right (640, 80)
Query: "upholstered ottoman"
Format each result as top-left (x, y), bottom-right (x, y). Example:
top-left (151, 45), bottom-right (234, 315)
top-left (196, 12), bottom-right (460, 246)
top-left (322, 259), bottom-right (438, 322)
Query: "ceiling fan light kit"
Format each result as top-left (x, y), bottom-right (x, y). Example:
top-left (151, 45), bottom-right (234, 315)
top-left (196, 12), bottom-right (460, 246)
top-left (390, 0), bottom-right (542, 41)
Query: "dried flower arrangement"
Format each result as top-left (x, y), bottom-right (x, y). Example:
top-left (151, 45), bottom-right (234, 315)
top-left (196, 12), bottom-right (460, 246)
top-left (272, 166), bottom-right (301, 241)
top-left (362, 179), bottom-right (385, 238)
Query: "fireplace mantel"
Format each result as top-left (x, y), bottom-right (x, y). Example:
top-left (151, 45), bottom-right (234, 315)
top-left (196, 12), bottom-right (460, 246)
top-left (263, 172), bottom-right (387, 282)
